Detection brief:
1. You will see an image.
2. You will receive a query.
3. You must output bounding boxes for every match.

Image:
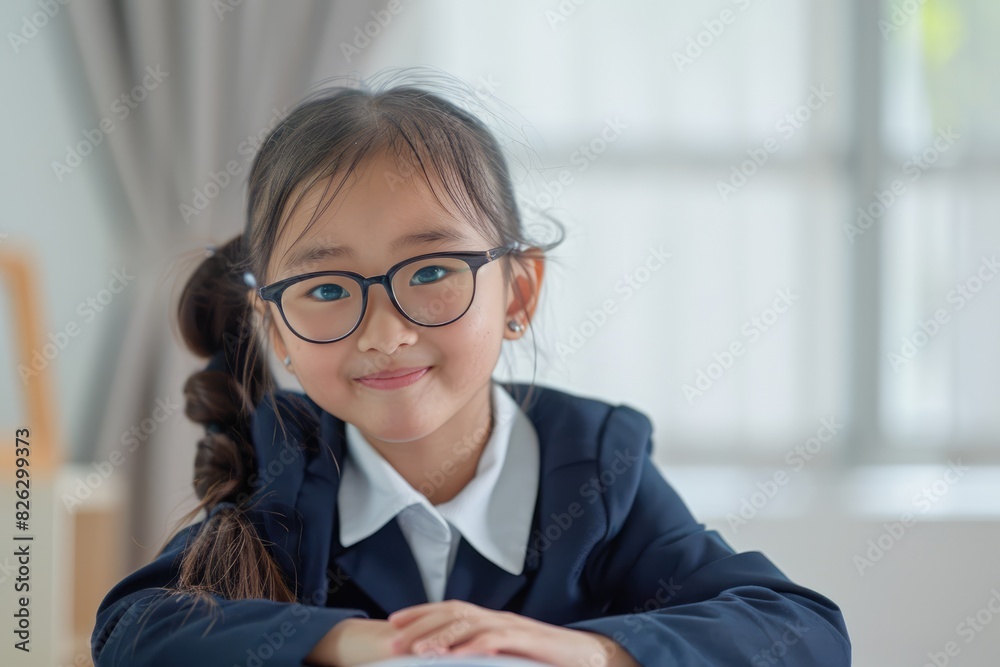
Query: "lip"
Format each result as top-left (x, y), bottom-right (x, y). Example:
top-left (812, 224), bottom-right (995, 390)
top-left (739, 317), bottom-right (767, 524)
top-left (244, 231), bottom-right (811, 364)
top-left (355, 366), bottom-right (431, 390)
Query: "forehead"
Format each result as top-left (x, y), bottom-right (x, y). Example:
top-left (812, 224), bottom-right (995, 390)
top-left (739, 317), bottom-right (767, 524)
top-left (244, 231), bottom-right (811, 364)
top-left (268, 151), bottom-right (482, 278)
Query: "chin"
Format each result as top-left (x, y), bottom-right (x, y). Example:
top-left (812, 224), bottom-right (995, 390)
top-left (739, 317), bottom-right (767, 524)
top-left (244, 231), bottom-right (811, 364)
top-left (355, 409), bottom-right (437, 444)
top-left (366, 425), bottom-right (433, 445)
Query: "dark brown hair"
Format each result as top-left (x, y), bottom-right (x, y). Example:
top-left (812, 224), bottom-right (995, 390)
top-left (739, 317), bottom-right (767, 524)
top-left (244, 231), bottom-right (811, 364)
top-left (163, 69), bottom-right (566, 606)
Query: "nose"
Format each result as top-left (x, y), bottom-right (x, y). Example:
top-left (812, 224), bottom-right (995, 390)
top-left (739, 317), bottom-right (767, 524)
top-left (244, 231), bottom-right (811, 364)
top-left (354, 280), bottom-right (418, 353)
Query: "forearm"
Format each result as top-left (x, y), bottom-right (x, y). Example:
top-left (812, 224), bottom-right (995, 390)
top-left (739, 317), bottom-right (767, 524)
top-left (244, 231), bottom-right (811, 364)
top-left (94, 590), bottom-right (369, 667)
top-left (304, 621), bottom-right (345, 666)
top-left (304, 617), bottom-right (398, 667)
top-left (566, 588), bottom-right (850, 666)
top-left (579, 631), bottom-right (641, 667)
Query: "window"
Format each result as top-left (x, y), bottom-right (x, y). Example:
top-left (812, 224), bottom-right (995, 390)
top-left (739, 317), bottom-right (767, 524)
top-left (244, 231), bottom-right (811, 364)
top-left (364, 0), bottom-right (998, 466)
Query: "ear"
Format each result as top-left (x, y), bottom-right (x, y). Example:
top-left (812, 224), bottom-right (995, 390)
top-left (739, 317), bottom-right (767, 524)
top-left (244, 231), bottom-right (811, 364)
top-left (249, 289), bottom-right (291, 366)
top-left (504, 247), bottom-right (545, 337)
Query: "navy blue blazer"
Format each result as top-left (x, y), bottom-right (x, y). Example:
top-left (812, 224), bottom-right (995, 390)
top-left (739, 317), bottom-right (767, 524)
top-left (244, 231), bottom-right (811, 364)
top-left (91, 381), bottom-right (851, 666)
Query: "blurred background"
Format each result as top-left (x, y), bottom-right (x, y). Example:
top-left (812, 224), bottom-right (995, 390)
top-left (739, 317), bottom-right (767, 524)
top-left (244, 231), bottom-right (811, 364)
top-left (1, 1), bottom-right (998, 665)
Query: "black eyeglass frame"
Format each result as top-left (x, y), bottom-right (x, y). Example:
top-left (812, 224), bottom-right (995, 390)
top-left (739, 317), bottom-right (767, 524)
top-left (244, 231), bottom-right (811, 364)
top-left (257, 241), bottom-right (518, 344)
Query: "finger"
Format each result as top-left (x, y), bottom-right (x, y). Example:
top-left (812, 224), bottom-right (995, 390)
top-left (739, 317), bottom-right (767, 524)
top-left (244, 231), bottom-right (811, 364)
top-left (448, 628), bottom-right (529, 658)
top-left (391, 612), bottom-right (457, 653)
top-left (448, 623), bottom-right (565, 663)
top-left (387, 603), bottom-right (436, 627)
top-left (386, 605), bottom-right (426, 628)
top-left (411, 617), bottom-right (485, 655)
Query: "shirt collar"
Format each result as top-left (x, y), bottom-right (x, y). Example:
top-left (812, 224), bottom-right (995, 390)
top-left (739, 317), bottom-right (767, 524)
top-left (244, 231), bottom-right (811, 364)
top-left (338, 380), bottom-right (539, 575)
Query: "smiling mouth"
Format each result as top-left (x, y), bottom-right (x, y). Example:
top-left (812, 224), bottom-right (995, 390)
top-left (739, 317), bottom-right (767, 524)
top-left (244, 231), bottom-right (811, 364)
top-left (356, 366), bottom-right (428, 380)
top-left (354, 366), bottom-right (431, 390)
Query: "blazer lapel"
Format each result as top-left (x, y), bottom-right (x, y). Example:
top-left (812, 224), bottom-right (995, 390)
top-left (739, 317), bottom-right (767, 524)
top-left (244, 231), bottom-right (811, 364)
top-left (330, 515), bottom-right (535, 614)
top-left (330, 516), bottom-right (431, 612)
top-left (442, 534), bottom-right (530, 609)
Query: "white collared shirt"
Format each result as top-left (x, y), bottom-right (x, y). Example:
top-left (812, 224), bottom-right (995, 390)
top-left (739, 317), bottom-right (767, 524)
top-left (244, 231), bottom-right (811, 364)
top-left (338, 380), bottom-right (540, 603)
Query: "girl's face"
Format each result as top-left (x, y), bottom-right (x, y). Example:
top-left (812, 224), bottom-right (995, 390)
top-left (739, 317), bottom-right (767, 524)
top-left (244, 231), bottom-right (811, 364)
top-left (254, 149), bottom-right (538, 445)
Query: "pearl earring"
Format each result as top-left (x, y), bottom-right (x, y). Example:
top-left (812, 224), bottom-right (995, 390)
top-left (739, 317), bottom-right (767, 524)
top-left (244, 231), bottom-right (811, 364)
top-left (507, 319), bottom-right (524, 333)
top-left (283, 355), bottom-right (292, 367)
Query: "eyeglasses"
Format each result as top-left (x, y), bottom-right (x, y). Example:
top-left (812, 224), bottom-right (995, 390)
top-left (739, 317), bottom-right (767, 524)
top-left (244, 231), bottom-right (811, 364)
top-left (257, 242), bottom-right (518, 343)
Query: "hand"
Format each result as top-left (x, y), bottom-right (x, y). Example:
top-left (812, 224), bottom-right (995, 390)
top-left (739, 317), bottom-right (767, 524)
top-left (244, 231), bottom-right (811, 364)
top-left (305, 617), bottom-right (399, 667)
top-left (386, 599), bottom-right (640, 667)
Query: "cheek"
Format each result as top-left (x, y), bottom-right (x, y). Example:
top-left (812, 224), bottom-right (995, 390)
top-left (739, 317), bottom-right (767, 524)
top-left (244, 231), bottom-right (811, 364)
top-left (437, 299), bottom-right (506, 363)
top-left (288, 343), bottom-right (350, 393)
top-left (462, 279), bottom-right (509, 338)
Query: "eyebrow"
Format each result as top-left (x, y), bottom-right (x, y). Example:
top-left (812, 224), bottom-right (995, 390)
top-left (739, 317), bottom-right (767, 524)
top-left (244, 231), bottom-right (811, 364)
top-left (281, 226), bottom-right (472, 274)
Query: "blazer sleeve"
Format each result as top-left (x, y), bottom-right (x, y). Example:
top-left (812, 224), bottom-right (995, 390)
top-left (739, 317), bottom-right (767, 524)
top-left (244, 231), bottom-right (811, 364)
top-left (562, 406), bottom-right (852, 667)
top-left (90, 513), bottom-right (370, 667)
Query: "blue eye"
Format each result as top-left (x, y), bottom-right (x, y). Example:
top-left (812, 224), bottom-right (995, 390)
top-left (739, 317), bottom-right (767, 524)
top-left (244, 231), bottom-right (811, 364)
top-left (306, 283), bottom-right (349, 301)
top-left (410, 266), bottom-right (451, 286)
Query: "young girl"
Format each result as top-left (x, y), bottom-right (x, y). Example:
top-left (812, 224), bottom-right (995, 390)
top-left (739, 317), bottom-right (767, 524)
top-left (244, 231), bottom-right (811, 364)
top-left (91, 75), bottom-right (851, 667)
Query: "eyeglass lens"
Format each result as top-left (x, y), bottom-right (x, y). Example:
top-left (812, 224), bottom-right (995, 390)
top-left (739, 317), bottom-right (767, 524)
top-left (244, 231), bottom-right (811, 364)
top-left (279, 257), bottom-right (475, 341)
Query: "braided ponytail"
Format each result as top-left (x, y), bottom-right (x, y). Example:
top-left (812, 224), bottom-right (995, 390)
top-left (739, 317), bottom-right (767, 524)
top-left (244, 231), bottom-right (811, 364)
top-left (165, 233), bottom-right (297, 604)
